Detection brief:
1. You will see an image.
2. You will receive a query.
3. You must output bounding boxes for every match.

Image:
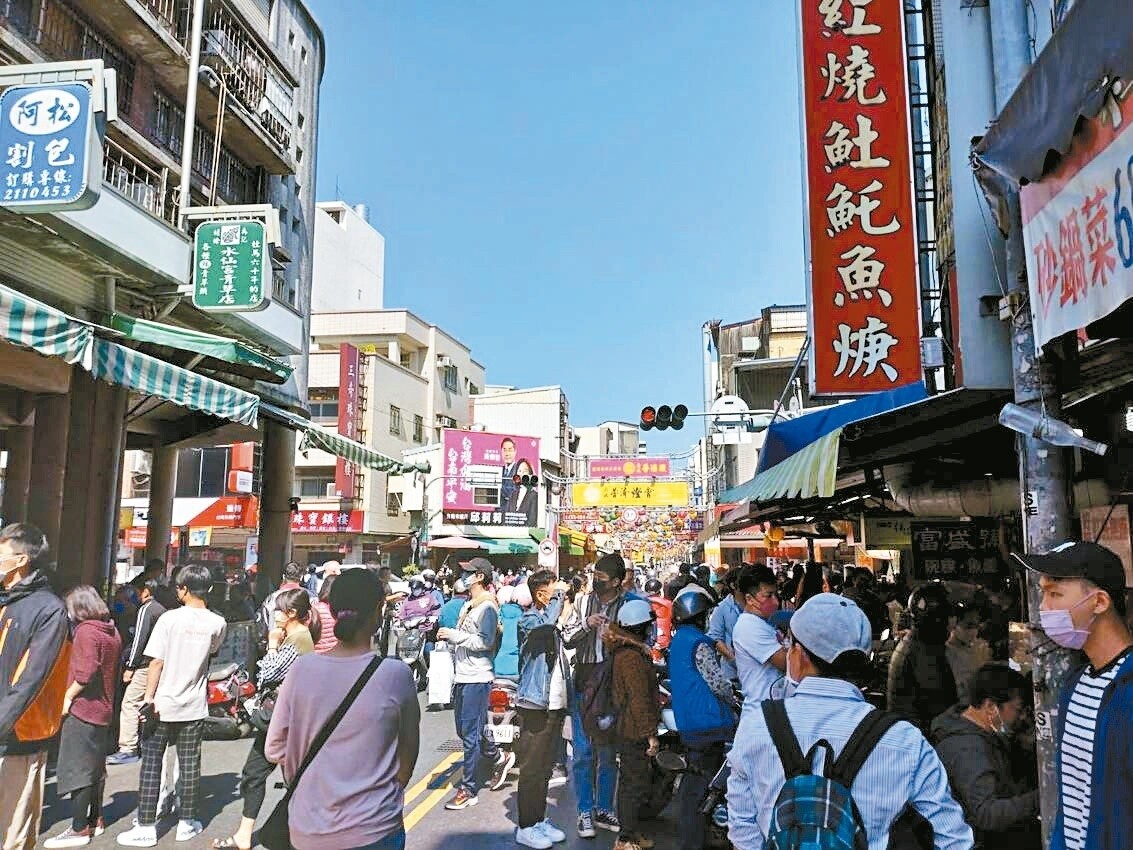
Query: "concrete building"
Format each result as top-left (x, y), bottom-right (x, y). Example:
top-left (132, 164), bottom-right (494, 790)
top-left (0, 0), bottom-right (324, 588)
top-left (310, 201), bottom-right (384, 312)
top-left (573, 421), bottom-right (640, 459)
top-left (292, 307), bottom-right (485, 566)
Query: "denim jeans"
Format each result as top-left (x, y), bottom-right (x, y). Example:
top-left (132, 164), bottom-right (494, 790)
top-left (570, 693), bottom-right (617, 814)
top-left (348, 828), bottom-right (405, 850)
top-left (453, 682), bottom-right (498, 795)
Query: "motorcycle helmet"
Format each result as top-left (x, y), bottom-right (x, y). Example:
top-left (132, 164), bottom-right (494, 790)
top-left (672, 584), bottom-right (714, 624)
top-left (496, 585), bottom-right (515, 606)
top-left (514, 582), bottom-right (533, 608)
top-left (408, 575), bottom-right (426, 597)
top-left (644, 578), bottom-right (663, 595)
top-left (617, 599), bottom-right (655, 628)
top-left (420, 568), bottom-right (437, 587)
top-left (907, 581), bottom-right (953, 627)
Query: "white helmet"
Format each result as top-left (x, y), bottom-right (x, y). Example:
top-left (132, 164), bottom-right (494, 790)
top-left (617, 599), bottom-right (655, 628)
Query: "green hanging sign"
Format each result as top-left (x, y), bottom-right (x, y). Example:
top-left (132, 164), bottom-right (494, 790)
top-left (192, 219), bottom-right (269, 312)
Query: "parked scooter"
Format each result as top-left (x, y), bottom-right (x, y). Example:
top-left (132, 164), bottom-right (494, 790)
top-left (396, 614), bottom-right (438, 691)
top-left (486, 677), bottom-right (521, 756)
top-left (203, 662), bottom-right (255, 740)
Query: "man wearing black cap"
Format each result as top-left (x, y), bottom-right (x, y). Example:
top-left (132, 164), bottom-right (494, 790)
top-left (1018, 541), bottom-right (1133, 850)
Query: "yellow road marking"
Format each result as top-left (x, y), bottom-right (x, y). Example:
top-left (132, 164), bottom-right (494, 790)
top-left (404, 750), bottom-right (461, 808)
top-left (403, 774), bottom-right (459, 832)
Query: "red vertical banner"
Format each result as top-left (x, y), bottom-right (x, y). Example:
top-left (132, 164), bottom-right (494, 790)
top-left (335, 343), bottom-right (360, 499)
top-left (800, 0), bottom-right (922, 395)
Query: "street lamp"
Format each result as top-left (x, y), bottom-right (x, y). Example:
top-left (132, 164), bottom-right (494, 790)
top-left (998, 403), bottom-right (1108, 456)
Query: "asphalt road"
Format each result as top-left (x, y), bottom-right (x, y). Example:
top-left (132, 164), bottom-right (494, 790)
top-left (37, 694), bottom-right (689, 850)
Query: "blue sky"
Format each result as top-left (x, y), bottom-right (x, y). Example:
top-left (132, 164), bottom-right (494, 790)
top-left (307, 1), bottom-right (806, 455)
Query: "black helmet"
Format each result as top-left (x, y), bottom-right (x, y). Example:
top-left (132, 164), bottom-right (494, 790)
top-left (907, 581), bottom-right (953, 626)
top-left (672, 585), bottom-right (714, 624)
top-left (644, 578), bottom-right (662, 595)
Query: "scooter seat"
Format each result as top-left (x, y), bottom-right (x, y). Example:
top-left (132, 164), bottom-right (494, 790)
top-left (207, 662), bottom-right (239, 682)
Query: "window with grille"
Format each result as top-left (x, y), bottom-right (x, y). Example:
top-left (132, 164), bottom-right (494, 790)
top-left (309, 389), bottom-right (338, 422)
top-left (413, 415), bottom-right (424, 443)
top-left (389, 405), bottom-right (402, 436)
top-left (294, 468), bottom-right (335, 498)
top-left (443, 364), bottom-right (459, 392)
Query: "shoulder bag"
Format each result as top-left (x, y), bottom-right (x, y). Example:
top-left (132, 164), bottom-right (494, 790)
top-left (257, 654), bottom-right (383, 850)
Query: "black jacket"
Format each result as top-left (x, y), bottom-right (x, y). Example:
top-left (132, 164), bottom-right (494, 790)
top-left (887, 633), bottom-right (957, 732)
top-left (0, 571), bottom-right (69, 754)
top-left (931, 705), bottom-right (1040, 849)
top-left (124, 599), bottom-right (167, 670)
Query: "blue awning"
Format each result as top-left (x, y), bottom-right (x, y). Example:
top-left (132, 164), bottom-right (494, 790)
top-left (757, 382), bottom-right (928, 474)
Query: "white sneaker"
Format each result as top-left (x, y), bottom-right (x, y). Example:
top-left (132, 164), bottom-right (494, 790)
top-left (43, 827), bottom-right (92, 848)
top-left (537, 820), bottom-right (567, 843)
top-left (116, 825), bottom-right (157, 848)
top-left (175, 820), bottom-right (203, 842)
top-left (515, 825), bottom-right (553, 849)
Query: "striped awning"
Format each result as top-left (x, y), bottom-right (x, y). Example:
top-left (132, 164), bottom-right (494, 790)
top-left (91, 339), bottom-right (260, 427)
top-left (719, 427), bottom-right (843, 504)
top-left (0, 283), bottom-right (93, 368)
top-left (0, 283), bottom-right (259, 427)
top-left (261, 403), bottom-right (430, 474)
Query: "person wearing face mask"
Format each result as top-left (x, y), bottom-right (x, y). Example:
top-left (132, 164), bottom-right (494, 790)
top-left (437, 558), bottom-right (513, 810)
top-left (945, 602), bottom-right (992, 705)
top-left (727, 593), bottom-right (973, 850)
top-left (732, 564), bottom-right (788, 709)
top-left (1018, 541), bottom-right (1133, 850)
top-left (0, 523), bottom-right (69, 850)
top-left (931, 664), bottom-right (1040, 850)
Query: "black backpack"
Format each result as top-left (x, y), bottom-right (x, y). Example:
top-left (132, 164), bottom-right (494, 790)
top-left (579, 655), bottom-right (617, 743)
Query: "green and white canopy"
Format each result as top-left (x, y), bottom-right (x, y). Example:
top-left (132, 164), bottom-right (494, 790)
top-left (261, 403), bottom-right (431, 474)
top-left (0, 282), bottom-right (260, 427)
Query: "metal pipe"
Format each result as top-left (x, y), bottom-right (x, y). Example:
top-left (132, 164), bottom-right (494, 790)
top-left (176, 0), bottom-right (207, 229)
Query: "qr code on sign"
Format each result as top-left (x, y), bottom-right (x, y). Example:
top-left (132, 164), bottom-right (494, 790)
top-left (218, 224), bottom-right (241, 245)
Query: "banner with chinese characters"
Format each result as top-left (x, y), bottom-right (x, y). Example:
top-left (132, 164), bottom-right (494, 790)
top-left (1021, 93), bottom-right (1133, 351)
top-left (441, 429), bottom-right (542, 528)
top-left (587, 457), bottom-right (671, 479)
top-left (335, 344), bottom-right (360, 499)
top-left (800, 0), bottom-right (922, 395)
top-left (571, 481), bottom-right (690, 508)
top-left (291, 509), bottom-right (364, 534)
top-left (910, 520), bottom-right (1003, 581)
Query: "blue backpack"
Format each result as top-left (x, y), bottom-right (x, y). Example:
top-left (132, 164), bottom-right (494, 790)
top-left (761, 699), bottom-right (902, 850)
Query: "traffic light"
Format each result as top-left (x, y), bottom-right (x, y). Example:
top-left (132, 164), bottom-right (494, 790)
top-left (640, 403), bottom-right (688, 431)
top-left (513, 473), bottom-right (539, 487)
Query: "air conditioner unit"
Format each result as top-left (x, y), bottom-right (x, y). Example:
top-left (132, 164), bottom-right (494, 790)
top-left (437, 355), bottom-right (454, 368)
top-left (325, 482), bottom-right (337, 498)
top-left (437, 415), bottom-right (457, 428)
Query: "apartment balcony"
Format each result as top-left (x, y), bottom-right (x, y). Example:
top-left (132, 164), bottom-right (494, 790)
top-left (5, 0), bottom-right (297, 175)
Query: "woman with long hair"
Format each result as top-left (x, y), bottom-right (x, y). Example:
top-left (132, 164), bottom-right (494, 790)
top-left (312, 574), bottom-right (338, 653)
top-left (44, 587), bottom-right (122, 848)
top-left (266, 569), bottom-right (421, 850)
top-left (211, 588), bottom-right (314, 850)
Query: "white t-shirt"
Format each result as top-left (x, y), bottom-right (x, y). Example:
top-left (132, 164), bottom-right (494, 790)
top-left (144, 606), bottom-right (228, 722)
top-left (733, 611), bottom-right (784, 708)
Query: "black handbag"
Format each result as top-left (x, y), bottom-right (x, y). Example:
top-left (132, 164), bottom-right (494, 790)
top-left (256, 655), bottom-right (383, 850)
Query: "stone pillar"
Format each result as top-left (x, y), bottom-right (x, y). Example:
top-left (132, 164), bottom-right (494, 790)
top-left (1, 424), bottom-right (33, 525)
top-left (258, 418), bottom-right (296, 586)
top-left (27, 394), bottom-right (70, 551)
top-left (57, 371), bottom-right (127, 590)
top-left (144, 445), bottom-right (178, 573)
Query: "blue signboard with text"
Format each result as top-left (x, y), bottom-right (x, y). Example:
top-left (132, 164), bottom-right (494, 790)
top-left (0, 81), bottom-right (100, 212)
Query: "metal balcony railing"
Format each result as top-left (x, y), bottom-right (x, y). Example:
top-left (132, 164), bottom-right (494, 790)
top-left (198, 2), bottom-right (293, 153)
top-left (102, 136), bottom-right (178, 226)
top-left (143, 0), bottom-right (189, 39)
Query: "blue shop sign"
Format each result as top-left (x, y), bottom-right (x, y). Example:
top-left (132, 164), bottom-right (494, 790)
top-left (0, 82), bottom-right (100, 212)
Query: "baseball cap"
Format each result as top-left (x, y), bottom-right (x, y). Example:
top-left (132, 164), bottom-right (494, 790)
top-left (458, 557), bottom-right (495, 584)
top-left (1014, 541), bottom-right (1127, 602)
top-left (790, 593), bottom-right (872, 664)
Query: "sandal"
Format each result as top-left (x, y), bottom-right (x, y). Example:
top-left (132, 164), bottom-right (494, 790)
top-left (212, 838), bottom-right (251, 850)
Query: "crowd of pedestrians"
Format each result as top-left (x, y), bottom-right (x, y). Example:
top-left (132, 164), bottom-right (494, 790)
top-left (2, 517), bottom-right (1133, 850)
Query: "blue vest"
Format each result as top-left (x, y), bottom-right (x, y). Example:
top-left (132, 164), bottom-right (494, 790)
top-left (669, 625), bottom-right (734, 745)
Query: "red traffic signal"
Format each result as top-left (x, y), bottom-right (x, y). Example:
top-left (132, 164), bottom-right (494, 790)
top-left (513, 474), bottom-right (539, 487)
top-left (641, 403), bottom-right (688, 431)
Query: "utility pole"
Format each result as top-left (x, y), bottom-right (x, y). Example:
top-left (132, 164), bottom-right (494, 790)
top-left (988, 2), bottom-right (1075, 843)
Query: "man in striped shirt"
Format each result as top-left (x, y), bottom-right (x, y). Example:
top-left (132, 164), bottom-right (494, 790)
top-left (1021, 541), bottom-right (1133, 850)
